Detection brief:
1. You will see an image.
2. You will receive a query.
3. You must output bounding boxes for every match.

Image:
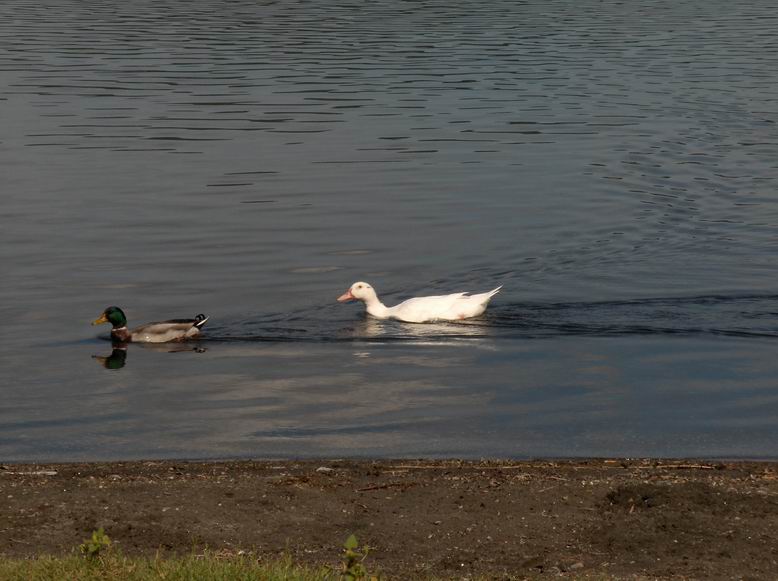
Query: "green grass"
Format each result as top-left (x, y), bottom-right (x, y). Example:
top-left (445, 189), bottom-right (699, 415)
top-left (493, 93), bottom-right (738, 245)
top-left (0, 530), bottom-right (384, 580)
top-left (0, 553), bottom-right (615, 580)
top-left (0, 553), bottom-right (339, 581)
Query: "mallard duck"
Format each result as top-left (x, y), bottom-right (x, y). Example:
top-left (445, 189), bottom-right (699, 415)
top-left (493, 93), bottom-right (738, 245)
top-left (337, 281), bottom-right (502, 323)
top-left (92, 306), bottom-right (208, 343)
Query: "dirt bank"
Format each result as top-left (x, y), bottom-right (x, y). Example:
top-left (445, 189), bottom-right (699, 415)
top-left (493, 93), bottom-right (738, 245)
top-left (1, 459), bottom-right (777, 578)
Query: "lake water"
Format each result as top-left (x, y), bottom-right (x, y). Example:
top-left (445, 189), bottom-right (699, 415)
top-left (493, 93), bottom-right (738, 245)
top-left (2, 0), bottom-right (778, 461)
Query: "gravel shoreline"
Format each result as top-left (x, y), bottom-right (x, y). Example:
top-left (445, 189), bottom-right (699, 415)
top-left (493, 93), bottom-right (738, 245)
top-left (2, 459), bottom-right (777, 578)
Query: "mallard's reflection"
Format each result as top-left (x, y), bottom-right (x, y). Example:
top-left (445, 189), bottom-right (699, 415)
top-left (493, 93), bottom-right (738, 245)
top-left (92, 345), bottom-right (129, 369)
top-left (92, 341), bottom-right (206, 369)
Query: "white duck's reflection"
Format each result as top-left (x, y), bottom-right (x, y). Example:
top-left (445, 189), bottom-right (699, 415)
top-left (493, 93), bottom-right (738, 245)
top-left (351, 315), bottom-right (493, 344)
top-left (92, 341), bottom-right (206, 370)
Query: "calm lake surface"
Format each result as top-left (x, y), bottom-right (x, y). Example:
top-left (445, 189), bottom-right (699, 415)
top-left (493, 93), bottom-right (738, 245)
top-left (2, 0), bottom-right (778, 461)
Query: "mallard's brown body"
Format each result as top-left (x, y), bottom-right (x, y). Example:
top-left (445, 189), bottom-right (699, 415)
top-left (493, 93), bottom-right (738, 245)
top-left (93, 308), bottom-right (208, 343)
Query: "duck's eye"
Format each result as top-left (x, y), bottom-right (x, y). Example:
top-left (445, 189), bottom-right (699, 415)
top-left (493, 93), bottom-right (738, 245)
top-left (357, 285), bottom-right (363, 289)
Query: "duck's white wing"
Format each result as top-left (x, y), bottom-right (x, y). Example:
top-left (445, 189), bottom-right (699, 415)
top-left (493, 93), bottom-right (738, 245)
top-left (450, 286), bottom-right (502, 318)
top-left (389, 293), bottom-right (468, 323)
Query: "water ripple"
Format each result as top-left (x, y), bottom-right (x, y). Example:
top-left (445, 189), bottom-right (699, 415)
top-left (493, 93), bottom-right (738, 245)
top-left (204, 294), bottom-right (778, 343)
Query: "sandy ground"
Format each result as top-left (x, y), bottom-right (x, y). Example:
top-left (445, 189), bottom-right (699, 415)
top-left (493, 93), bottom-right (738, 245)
top-left (1, 459), bottom-right (777, 579)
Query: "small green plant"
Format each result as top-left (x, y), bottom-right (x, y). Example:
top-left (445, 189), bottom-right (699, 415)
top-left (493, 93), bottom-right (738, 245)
top-left (79, 527), bottom-right (111, 560)
top-left (340, 534), bottom-right (379, 581)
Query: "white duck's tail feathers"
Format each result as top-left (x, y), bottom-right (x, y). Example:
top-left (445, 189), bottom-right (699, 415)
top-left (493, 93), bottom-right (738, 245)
top-left (487, 285), bottom-right (503, 297)
top-left (468, 285), bottom-right (503, 304)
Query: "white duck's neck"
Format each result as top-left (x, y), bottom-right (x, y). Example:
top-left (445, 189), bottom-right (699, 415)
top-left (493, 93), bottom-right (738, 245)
top-left (363, 295), bottom-right (391, 319)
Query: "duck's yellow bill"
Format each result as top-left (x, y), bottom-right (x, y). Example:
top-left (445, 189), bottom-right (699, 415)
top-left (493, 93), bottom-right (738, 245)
top-left (92, 313), bottom-right (108, 326)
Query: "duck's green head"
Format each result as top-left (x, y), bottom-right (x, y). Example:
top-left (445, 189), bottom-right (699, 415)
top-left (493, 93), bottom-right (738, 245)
top-left (92, 306), bottom-right (127, 328)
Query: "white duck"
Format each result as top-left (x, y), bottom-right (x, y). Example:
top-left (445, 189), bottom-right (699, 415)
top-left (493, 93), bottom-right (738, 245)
top-left (337, 281), bottom-right (502, 323)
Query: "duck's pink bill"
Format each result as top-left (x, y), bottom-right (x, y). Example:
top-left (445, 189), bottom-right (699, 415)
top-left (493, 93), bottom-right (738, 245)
top-left (337, 291), bottom-right (354, 302)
